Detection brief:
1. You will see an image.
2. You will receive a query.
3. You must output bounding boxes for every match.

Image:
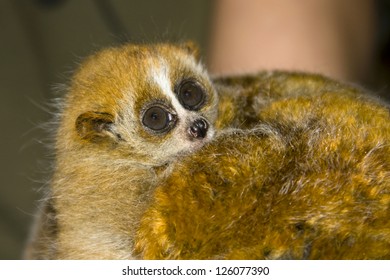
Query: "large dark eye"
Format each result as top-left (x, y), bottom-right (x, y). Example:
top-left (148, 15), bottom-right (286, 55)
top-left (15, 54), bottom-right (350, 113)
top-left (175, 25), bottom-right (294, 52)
top-left (177, 80), bottom-right (205, 110)
top-left (142, 106), bottom-right (174, 132)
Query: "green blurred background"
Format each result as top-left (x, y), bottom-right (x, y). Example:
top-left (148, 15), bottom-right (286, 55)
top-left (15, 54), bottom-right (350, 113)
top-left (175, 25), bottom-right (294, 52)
top-left (1, 0), bottom-right (389, 259)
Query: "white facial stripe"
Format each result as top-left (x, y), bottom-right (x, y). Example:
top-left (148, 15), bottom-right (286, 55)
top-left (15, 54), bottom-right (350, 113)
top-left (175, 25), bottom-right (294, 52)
top-left (149, 59), bottom-right (187, 117)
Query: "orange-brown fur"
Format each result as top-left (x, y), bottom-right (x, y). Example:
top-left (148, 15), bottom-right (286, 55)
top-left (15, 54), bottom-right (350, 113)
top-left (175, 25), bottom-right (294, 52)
top-left (26, 43), bottom-right (218, 259)
top-left (26, 43), bottom-right (390, 259)
top-left (136, 73), bottom-right (390, 259)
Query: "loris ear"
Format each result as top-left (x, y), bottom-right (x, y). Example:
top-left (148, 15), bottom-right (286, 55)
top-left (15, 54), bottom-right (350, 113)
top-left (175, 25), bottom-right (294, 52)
top-left (180, 40), bottom-right (200, 61)
top-left (75, 111), bottom-right (117, 142)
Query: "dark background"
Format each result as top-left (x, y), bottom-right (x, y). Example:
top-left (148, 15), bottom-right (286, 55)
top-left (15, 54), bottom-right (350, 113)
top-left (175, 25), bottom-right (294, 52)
top-left (0, 0), bottom-right (212, 259)
top-left (1, 0), bottom-right (389, 259)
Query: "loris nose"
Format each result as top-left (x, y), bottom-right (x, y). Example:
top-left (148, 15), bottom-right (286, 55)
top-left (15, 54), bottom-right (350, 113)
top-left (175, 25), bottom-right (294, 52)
top-left (189, 118), bottom-right (208, 139)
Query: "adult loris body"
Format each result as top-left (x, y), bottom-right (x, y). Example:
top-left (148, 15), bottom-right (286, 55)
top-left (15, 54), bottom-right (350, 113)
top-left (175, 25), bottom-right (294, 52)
top-left (136, 73), bottom-right (390, 259)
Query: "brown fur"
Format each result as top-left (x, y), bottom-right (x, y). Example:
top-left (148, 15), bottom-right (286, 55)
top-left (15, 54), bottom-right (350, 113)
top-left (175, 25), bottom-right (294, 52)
top-left (136, 73), bottom-right (390, 259)
top-left (25, 43), bottom-right (390, 259)
top-left (26, 43), bottom-right (218, 259)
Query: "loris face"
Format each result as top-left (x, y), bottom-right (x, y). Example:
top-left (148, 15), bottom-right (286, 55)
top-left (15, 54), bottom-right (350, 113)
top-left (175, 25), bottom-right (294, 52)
top-left (61, 43), bottom-right (218, 166)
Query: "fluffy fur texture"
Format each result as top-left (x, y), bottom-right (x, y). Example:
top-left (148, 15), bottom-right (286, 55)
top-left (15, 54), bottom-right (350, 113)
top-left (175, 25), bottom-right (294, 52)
top-left (25, 43), bottom-right (390, 259)
top-left (26, 43), bottom-right (218, 259)
top-left (136, 73), bottom-right (390, 259)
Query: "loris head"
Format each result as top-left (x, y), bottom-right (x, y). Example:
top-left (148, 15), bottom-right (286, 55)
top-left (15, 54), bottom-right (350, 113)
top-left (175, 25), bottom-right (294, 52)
top-left (57, 43), bottom-right (218, 166)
